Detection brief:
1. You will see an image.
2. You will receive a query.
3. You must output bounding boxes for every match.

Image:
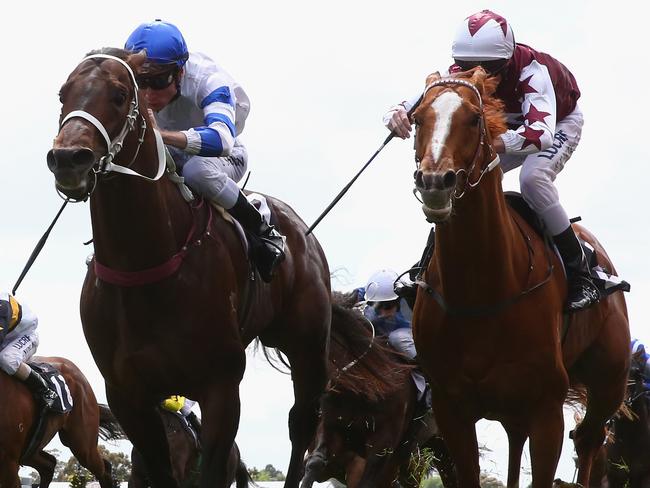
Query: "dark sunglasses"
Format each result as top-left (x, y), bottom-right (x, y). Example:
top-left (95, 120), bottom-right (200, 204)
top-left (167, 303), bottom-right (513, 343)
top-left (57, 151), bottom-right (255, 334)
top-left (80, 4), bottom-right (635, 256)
top-left (137, 71), bottom-right (176, 90)
top-left (454, 59), bottom-right (509, 75)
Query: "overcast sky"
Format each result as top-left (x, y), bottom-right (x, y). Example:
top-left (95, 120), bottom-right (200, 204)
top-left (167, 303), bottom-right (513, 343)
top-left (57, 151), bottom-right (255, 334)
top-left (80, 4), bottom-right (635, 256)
top-left (2, 0), bottom-right (648, 484)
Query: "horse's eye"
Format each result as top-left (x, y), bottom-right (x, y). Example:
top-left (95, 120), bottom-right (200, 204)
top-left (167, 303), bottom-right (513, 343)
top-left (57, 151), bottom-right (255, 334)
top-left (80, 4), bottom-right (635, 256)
top-left (58, 92), bottom-right (64, 104)
top-left (113, 89), bottom-right (128, 106)
top-left (470, 113), bottom-right (481, 126)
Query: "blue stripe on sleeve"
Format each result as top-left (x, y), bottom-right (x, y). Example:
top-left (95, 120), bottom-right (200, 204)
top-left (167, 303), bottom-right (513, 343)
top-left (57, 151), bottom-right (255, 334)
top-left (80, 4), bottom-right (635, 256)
top-left (205, 113), bottom-right (236, 137)
top-left (200, 86), bottom-right (234, 109)
top-left (195, 127), bottom-right (224, 157)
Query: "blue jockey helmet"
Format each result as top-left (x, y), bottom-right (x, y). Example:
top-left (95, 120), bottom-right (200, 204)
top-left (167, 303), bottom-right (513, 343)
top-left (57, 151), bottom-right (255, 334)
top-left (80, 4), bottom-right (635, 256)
top-left (125, 20), bottom-right (189, 68)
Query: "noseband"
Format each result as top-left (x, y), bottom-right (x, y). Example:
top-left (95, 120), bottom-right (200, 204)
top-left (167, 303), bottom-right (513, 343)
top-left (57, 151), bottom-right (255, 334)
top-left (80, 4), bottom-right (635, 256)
top-left (58, 54), bottom-right (166, 190)
top-left (416, 78), bottom-right (500, 199)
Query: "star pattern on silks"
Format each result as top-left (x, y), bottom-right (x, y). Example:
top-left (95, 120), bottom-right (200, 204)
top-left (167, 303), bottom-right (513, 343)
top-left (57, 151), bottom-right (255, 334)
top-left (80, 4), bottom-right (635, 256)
top-left (524, 104), bottom-right (551, 125)
top-left (520, 125), bottom-right (545, 150)
top-left (468, 10), bottom-right (509, 37)
top-left (518, 75), bottom-right (538, 95)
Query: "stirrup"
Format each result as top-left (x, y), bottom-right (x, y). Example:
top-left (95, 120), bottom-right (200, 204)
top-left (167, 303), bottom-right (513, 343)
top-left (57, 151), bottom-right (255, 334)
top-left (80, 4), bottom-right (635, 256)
top-left (566, 277), bottom-right (601, 313)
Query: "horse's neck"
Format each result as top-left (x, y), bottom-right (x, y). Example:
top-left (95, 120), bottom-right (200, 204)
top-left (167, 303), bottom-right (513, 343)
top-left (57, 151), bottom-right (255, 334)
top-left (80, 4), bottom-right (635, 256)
top-left (90, 128), bottom-right (191, 268)
top-left (433, 170), bottom-right (524, 298)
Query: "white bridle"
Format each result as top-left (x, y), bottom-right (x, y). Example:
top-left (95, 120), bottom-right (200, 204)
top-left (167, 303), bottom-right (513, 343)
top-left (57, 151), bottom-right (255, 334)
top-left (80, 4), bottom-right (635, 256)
top-left (59, 53), bottom-right (166, 182)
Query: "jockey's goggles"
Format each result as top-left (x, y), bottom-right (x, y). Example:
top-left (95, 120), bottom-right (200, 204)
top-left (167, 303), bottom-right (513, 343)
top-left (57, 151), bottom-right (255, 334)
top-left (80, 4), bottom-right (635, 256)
top-left (137, 69), bottom-right (177, 90)
top-left (454, 58), bottom-right (509, 75)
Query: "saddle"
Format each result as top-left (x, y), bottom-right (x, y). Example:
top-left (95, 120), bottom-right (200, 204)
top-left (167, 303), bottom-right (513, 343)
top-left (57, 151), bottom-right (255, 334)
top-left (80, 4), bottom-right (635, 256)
top-left (20, 362), bottom-right (73, 462)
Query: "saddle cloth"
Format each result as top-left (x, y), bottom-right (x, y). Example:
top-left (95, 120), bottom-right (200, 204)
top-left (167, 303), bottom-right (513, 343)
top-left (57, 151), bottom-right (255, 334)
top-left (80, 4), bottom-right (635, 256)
top-left (29, 362), bottom-right (74, 413)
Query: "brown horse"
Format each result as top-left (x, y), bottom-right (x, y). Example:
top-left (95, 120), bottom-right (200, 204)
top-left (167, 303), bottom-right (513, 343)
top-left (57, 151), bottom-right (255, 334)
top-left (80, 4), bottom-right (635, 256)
top-left (129, 408), bottom-right (251, 488)
top-left (0, 356), bottom-right (122, 488)
top-left (46, 48), bottom-right (331, 488)
top-left (302, 293), bottom-right (456, 488)
top-left (409, 68), bottom-right (630, 488)
top-left (595, 361), bottom-right (650, 488)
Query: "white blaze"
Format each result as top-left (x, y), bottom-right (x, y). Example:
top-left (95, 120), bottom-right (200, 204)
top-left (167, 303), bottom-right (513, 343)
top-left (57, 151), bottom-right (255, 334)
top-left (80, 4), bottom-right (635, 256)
top-left (431, 91), bottom-right (462, 163)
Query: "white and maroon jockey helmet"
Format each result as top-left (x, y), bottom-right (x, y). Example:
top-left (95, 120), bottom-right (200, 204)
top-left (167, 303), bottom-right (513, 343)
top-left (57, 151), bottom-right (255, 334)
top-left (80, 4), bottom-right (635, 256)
top-left (452, 10), bottom-right (515, 62)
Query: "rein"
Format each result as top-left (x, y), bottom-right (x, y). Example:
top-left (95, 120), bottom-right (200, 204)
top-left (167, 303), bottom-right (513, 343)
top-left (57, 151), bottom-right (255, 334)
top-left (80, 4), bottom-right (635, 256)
top-left (415, 220), bottom-right (555, 318)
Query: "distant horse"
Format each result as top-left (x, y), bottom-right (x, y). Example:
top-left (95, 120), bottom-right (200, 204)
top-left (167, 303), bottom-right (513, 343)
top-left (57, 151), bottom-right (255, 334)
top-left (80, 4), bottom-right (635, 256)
top-left (410, 68), bottom-right (630, 487)
top-left (599, 359), bottom-right (650, 488)
top-left (302, 293), bottom-right (456, 488)
top-left (129, 408), bottom-right (251, 488)
top-left (47, 49), bottom-right (331, 488)
top-left (0, 356), bottom-right (122, 488)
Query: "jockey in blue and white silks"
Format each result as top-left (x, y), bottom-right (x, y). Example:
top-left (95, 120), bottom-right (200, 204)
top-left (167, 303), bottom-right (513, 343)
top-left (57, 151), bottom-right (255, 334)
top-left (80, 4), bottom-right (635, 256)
top-left (125, 20), bottom-right (285, 283)
top-left (383, 9), bottom-right (600, 313)
top-left (631, 339), bottom-right (650, 390)
top-left (0, 292), bottom-right (59, 409)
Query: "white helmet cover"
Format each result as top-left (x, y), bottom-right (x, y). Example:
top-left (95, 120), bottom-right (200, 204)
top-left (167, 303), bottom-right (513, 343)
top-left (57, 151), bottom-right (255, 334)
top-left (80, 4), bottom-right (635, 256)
top-left (452, 10), bottom-right (515, 61)
top-left (365, 269), bottom-right (399, 302)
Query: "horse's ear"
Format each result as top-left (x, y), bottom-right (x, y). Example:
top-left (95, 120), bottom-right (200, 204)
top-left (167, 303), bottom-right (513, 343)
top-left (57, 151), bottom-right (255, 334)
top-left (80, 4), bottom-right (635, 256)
top-left (127, 50), bottom-right (147, 73)
top-left (469, 67), bottom-right (488, 94)
top-left (425, 71), bottom-right (441, 86)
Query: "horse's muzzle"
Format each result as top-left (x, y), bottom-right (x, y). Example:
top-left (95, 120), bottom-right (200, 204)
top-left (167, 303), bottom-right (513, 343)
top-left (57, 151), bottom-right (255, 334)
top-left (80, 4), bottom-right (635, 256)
top-left (46, 147), bottom-right (96, 197)
top-left (414, 170), bottom-right (456, 222)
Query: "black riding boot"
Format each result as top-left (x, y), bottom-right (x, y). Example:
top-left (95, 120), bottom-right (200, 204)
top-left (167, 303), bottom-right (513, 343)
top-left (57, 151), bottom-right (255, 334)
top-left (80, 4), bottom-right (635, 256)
top-left (553, 226), bottom-right (601, 313)
top-left (23, 369), bottom-right (59, 410)
top-left (396, 228), bottom-right (437, 309)
top-left (227, 191), bottom-right (286, 282)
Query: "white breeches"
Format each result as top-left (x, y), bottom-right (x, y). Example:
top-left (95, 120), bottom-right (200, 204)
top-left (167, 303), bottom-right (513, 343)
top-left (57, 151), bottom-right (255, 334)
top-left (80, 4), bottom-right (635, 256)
top-left (0, 305), bottom-right (39, 375)
top-left (171, 138), bottom-right (249, 209)
top-left (388, 328), bottom-right (417, 360)
top-left (499, 105), bottom-right (584, 235)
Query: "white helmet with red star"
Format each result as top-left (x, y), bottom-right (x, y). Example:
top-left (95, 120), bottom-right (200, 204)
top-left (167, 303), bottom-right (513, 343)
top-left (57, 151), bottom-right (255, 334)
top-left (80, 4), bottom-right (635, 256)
top-left (452, 10), bottom-right (515, 61)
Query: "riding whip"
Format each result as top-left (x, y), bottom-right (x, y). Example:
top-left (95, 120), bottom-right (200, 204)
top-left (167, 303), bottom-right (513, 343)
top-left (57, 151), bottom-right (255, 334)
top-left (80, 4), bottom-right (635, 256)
top-left (305, 94), bottom-right (424, 236)
top-left (12, 198), bottom-right (69, 295)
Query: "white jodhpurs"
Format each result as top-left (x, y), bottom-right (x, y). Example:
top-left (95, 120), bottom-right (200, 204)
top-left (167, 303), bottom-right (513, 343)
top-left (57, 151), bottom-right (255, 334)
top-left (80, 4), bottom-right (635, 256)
top-left (170, 138), bottom-right (249, 209)
top-left (388, 328), bottom-right (417, 360)
top-left (499, 105), bottom-right (584, 235)
top-left (0, 304), bottom-right (39, 375)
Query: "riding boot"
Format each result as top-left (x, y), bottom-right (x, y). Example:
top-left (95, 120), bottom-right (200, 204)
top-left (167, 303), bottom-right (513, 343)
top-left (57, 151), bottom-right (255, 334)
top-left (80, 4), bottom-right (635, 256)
top-left (227, 191), bottom-right (286, 282)
top-left (186, 411), bottom-right (202, 434)
top-left (23, 370), bottom-right (59, 410)
top-left (552, 226), bottom-right (601, 313)
top-left (397, 227), bottom-right (436, 309)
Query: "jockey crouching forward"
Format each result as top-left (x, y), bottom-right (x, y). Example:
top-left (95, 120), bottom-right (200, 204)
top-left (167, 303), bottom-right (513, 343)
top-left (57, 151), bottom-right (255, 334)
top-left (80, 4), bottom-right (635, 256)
top-left (125, 19), bottom-right (285, 282)
top-left (631, 339), bottom-right (650, 390)
top-left (383, 9), bottom-right (600, 313)
top-left (0, 292), bottom-right (59, 409)
top-left (363, 270), bottom-right (429, 410)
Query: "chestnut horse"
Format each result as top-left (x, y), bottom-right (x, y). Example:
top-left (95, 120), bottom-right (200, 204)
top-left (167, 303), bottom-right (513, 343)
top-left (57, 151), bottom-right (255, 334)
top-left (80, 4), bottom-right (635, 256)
top-left (46, 49), bottom-right (331, 488)
top-left (302, 293), bottom-right (456, 488)
top-left (410, 68), bottom-right (630, 488)
top-left (0, 356), bottom-right (122, 488)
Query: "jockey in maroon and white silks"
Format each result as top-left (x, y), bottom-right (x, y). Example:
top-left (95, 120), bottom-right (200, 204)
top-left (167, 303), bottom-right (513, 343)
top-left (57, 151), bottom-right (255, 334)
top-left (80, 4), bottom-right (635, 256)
top-left (384, 9), bottom-right (600, 313)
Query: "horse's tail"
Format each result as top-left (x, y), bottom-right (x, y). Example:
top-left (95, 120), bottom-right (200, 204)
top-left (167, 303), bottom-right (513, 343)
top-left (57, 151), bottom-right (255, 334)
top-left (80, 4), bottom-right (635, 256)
top-left (97, 403), bottom-right (126, 441)
top-left (233, 444), bottom-right (255, 488)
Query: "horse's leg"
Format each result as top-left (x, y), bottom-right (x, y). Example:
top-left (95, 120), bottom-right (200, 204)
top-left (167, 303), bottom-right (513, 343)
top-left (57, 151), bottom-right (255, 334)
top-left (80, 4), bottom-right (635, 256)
top-left (426, 436), bottom-right (457, 488)
top-left (344, 456), bottom-right (368, 488)
top-left (282, 338), bottom-right (329, 488)
top-left (198, 378), bottom-right (243, 488)
top-left (106, 385), bottom-right (177, 488)
top-left (430, 398), bottom-right (481, 488)
top-left (0, 460), bottom-right (21, 488)
top-left (528, 401), bottom-right (565, 488)
top-left (502, 423), bottom-right (528, 488)
top-left (59, 398), bottom-right (114, 488)
top-left (25, 450), bottom-right (57, 488)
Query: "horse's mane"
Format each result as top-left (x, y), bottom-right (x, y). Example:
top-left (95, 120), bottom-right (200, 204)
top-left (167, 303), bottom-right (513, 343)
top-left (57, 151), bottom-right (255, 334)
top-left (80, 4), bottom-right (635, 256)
top-left (448, 69), bottom-right (508, 139)
top-left (326, 291), bottom-right (413, 403)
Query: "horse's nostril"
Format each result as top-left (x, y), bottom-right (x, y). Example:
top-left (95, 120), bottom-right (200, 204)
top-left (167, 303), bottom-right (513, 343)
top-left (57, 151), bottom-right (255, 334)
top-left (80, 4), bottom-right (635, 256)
top-left (442, 170), bottom-right (457, 190)
top-left (47, 147), bottom-right (95, 172)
